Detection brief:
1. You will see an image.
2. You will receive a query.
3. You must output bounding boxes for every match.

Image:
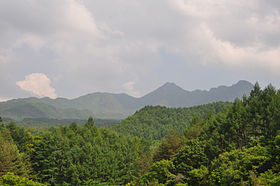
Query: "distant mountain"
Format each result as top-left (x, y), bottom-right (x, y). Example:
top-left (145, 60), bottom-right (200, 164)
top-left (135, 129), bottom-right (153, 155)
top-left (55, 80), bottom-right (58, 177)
top-left (0, 80), bottom-right (254, 120)
top-left (0, 101), bottom-right (92, 121)
top-left (135, 80), bottom-right (253, 108)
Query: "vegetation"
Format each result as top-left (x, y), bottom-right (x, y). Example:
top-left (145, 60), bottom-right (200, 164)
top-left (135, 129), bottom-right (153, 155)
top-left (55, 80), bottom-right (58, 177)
top-left (0, 83), bottom-right (280, 185)
top-left (111, 102), bottom-right (230, 141)
top-left (0, 172), bottom-right (45, 186)
top-left (0, 117), bottom-right (149, 185)
top-left (136, 83), bottom-right (280, 185)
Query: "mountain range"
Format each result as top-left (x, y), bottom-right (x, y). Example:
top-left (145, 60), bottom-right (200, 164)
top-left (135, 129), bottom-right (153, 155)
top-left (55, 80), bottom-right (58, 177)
top-left (0, 80), bottom-right (254, 120)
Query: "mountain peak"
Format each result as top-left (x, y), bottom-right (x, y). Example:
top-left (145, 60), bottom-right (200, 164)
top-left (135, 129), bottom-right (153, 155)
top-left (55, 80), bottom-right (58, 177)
top-left (0, 80), bottom-right (255, 120)
top-left (235, 80), bottom-right (253, 86)
top-left (163, 82), bottom-right (176, 86)
top-left (140, 82), bottom-right (187, 106)
top-left (159, 82), bottom-right (184, 90)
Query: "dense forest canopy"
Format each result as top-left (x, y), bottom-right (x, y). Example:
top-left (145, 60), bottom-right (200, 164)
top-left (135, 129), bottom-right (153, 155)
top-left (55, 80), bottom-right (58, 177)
top-left (0, 83), bottom-right (280, 185)
top-left (110, 102), bottom-right (231, 141)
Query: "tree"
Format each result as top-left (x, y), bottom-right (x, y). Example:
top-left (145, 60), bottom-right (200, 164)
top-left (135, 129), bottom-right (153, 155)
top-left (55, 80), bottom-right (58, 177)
top-left (0, 129), bottom-right (32, 177)
top-left (184, 116), bottom-right (203, 140)
top-left (209, 146), bottom-right (269, 185)
top-left (153, 129), bottom-right (184, 162)
top-left (139, 160), bottom-right (176, 185)
top-left (173, 139), bottom-right (208, 184)
top-left (0, 172), bottom-right (45, 186)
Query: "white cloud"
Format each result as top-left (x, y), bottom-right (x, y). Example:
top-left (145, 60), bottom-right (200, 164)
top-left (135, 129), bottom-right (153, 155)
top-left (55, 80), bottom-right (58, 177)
top-left (0, 97), bottom-right (9, 102)
top-left (1, 0), bottom-right (280, 99)
top-left (169, 0), bottom-right (259, 18)
top-left (122, 81), bottom-right (140, 97)
top-left (16, 73), bottom-right (57, 99)
top-left (168, 0), bottom-right (280, 76)
top-left (183, 24), bottom-right (280, 76)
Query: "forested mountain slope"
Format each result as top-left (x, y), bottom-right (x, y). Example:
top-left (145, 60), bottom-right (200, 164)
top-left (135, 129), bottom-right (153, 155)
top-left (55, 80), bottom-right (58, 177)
top-left (0, 83), bottom-right (280, 185)
top-left (137, 83), bottom-right (280, 185)
top-left (0, 101), bottom-right (91, 121)
top-left (111, 102), bottom-right (231, 141)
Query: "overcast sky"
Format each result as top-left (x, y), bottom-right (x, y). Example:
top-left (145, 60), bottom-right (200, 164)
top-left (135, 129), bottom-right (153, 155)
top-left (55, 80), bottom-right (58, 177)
top-left (0, 0), bottom-right (280, 101)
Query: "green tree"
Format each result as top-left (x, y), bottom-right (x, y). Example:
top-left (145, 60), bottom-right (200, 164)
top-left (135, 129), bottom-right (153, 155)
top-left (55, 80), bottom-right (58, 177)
top-left (153, 130), bottom-right (184, 162)
top-left (0, 129), bottom-right (32, 177)
top-left (0, 172), bottom-right (45, 186)
top-left (209, 146), bottom-right (269, 185)
top-left (139, 160), bottom-right (176, 185)
top-left (173, 139), bottom-right (208, 184)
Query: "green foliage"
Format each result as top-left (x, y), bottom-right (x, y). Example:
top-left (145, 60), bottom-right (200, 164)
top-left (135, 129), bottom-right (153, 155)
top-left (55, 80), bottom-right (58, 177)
top-left (4, 122), bottom-right (35, 153)
top-left (1, 83), bottom-right (280, 185)
top-left (139, 83), bottom-right (280, 185)
top-left (188, 165), bottom-right (208, 185)
top-left (153, 130), bottom-right (184, 162)
top-left (28, 118), bottom-right (148, 185)
top-left (0, 128), bottom-right (32, 178)
top-left (183, 116), bottom-right (203, 139)
top-left (173, 139), bottom-right (208, 185)
top-left (111, 102), bottom-right (231, 141)
top-left (139, 160), bottom-right (176, 185)
top-left (18, 118), bottom-right (121, 128)
top-left (0, 172), bottom-right (45, 186)
top-left (267, 133), bottom-right (280, 173)
top-left (209, 146), bottom-right (269, 185)
top-left (173, 139), bottom-right (208, 175)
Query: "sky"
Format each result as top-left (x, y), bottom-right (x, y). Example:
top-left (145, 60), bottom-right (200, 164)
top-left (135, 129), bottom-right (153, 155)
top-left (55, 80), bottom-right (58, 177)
top-left (0, 0), bottom-right (280, 101)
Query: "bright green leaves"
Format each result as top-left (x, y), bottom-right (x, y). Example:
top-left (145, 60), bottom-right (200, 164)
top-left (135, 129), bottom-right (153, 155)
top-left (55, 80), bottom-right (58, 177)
top-left (0, 172), bottom-right (45, 186)
top-left (209, 146), bottom-right (269, 185)
top-left (0, 129), bottom-right (32, 178)
top-left (139, 160), bottom-right (176, 185)
top-left (29, 120), bottom-right (146, 185)
top-left (172, 139), bottom-right (208, 185)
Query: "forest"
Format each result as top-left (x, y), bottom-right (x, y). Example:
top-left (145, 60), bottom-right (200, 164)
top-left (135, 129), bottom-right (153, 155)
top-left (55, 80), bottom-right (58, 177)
top-left (0, 83), bottom-right (280, 185)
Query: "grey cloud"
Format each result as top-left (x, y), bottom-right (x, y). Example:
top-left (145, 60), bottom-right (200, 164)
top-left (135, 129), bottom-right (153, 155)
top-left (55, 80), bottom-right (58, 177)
top-left (0, 0), bottom-right (280, 100)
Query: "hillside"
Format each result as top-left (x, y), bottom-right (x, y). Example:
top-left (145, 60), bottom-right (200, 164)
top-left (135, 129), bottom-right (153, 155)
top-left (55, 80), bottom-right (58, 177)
top-left (0, 80), bottom-right (254, 120)
top-left (1, 83), bottom-right (280, 185)
top-left (110, 102), bottom-right (231, 140)
top-left (0, 101), bottom-right (91, 121)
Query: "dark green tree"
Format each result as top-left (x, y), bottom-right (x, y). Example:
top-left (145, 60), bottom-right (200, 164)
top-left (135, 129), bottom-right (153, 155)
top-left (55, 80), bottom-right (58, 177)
top-left (153, 129), bottom-right (184, 162)
top-left (0, 129), bottom-right (32, 178)
top-left (173, 139), bottom-right (208, 184)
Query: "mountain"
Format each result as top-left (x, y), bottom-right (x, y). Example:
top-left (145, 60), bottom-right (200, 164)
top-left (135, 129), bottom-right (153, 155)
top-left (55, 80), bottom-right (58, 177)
top-left (111, 102), bottom-right (231, 140)
top-left (0, 80), bottom-right (254, 120)
top-left (138, 82), bottom-right (189, 107)
top-left (0, 101), bottom-right (92, 121)
top-left (135, 80), bottom-right (253, 108)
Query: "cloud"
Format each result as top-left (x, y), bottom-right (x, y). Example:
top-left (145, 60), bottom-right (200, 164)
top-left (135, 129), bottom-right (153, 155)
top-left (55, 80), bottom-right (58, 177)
top-left (0, 0), bottom-right (280, 99)
top-left (122, 81), bottom-right (140, 97)
top-left (168, 0), bottom-right (280, 76)
top-left (191, 24), bottom-right (280, 74)
top-left (16, 73), bottom-right (57, 99)
top-left (0, 97), bottom-right (9, 102)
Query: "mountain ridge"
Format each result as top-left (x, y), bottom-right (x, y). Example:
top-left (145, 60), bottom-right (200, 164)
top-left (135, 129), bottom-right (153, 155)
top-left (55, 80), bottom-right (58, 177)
top-left (0, 80), bottom-right (254, 120)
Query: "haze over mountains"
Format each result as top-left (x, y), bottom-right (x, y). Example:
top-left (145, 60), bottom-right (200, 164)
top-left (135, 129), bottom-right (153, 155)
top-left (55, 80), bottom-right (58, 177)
top-left (0, 80), bottom-right (254, 120)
